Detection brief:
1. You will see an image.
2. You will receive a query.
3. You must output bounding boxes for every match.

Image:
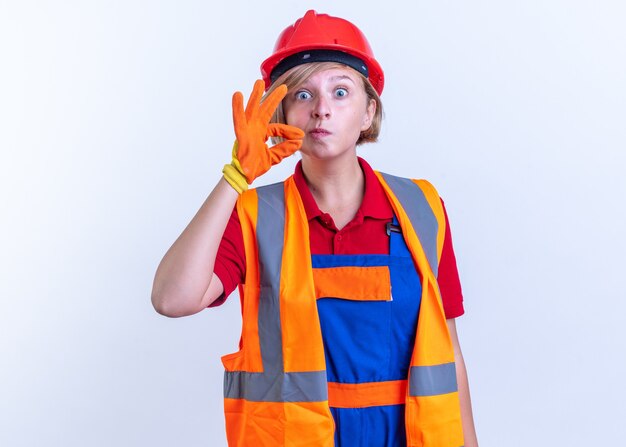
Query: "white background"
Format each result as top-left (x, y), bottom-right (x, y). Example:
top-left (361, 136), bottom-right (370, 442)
top-left (2, 1), bottom-right (625, 445)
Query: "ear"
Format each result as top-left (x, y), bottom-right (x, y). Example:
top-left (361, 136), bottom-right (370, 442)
top-left (361, 98), bottom-right (376, 131)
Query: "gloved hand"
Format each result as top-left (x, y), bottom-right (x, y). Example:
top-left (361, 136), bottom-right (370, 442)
top-left (222, 79), bottom-right (304, 193)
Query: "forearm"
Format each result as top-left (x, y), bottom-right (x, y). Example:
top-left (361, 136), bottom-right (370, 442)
top-left (151, 81), bottom-right (302, 317)
top-left (455, 348), bottom-right (479, 447)
top-left (447, 319), bottom-right (479, 447)
top-left (151, 177), bottom-right (238, 317)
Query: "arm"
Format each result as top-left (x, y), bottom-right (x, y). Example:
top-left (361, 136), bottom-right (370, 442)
top-left (151, 80), bottom-right (303, 318)
top-left (151, 177), bottom-right (238, 317)
top-left (447, 318), bottom-right (479, 447)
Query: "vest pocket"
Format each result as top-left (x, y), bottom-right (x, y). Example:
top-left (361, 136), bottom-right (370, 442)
top-left (312, 265), bottom-right (392, 301)
top-left (314, 264), bottom-right (393, 382)
top-left (221, 350), bottom-right (243, 371)
top-left (221, 283), bottom-right (262, 373)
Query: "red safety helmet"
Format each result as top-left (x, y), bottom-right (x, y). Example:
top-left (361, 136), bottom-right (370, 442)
top-left (261, 10), bottom-right (385, 95)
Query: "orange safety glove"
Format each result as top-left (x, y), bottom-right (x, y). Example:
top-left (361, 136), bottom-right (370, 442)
top-left (222, 79), bottom-right (304, 193)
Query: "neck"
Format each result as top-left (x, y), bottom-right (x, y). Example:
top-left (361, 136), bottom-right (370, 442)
top-left (300, 153), bottom-right (365, 226)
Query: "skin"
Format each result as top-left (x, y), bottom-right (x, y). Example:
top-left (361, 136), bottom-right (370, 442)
top-left (282, 67), bottom-right (376, 229)
top-left (151, 176), bottom-right (235, 317)
top-left (151, 66), bottom-right (478, 446)
top-left (283, 68), bottom-right (375, 162)
top-left (448, 319), bottom-right (480, 447)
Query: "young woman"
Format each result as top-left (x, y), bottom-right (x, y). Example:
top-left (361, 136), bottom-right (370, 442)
top-left (152, 10), bottom-right (478, 447)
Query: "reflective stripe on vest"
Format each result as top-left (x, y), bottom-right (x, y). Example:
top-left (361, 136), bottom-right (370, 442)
top-left (223, 174), bottom-right (464, 446)
top-left (223, 182), bottom-right (328, 403)
top-left (409, 363), bottom-right (458, 397)
top-left (377, 173), bottom-right (459, 401)
top-left (379, 172), bottom-right (440, 277)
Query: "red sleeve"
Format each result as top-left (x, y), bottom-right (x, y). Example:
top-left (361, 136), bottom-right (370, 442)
top-left (437, 199), bottom-right (465, 318)
top-left (210, 208), bottom-right (246, 307)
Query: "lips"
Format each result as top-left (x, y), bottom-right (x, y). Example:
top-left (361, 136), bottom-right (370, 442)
top-left (309, 128), bottom-right (331, 137)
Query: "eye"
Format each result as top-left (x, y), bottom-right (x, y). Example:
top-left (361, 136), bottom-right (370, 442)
top-left (335, 88), bottom-right (348, 98)
top-left (295, 90), bottom-right (312, 100)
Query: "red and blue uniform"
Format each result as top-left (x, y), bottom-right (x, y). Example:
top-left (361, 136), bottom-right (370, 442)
top-left (313, 213), bottom-right (421, 445)
top-left (214, 158), bottom-right (465, 445)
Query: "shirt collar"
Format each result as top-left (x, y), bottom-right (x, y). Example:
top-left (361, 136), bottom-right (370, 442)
top-left (292, 156), bottom-right (393, 221)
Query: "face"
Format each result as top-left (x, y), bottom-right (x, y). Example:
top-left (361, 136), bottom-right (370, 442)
top-left (282, 66), bottom-right (376, 161)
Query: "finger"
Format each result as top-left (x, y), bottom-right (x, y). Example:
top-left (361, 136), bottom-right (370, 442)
top-left (232, 91), bottom-right (246, 136)
top-left (245, 80), bottom-right (265, 121)
top-left (267, 123), bottom-right (304, 140)
top-left (268, 139), bottom-right (302, 164)
top-left (259, 84), bottom-right (288, 123)
top-left (233, 92), bottom-right (246, 123)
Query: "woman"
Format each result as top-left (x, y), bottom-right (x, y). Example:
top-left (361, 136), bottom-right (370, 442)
top-left (152, 10), bottom-right (478, 447)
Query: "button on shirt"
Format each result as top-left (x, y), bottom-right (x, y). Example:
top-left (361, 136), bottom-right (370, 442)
top-left (213, 157), bottom-right (464, 318)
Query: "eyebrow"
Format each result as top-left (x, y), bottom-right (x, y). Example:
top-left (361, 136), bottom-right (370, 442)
top-left (299, 74), bottom-right (357, 89)
top-left (329, 75), bottom-right (356, 84)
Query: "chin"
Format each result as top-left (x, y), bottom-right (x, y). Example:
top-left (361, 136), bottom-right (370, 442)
top-left (300, 141), bottom-right (330, 157)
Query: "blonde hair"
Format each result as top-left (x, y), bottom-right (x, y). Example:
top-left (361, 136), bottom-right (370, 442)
top-left (266, 62), bottom-right (383, 145)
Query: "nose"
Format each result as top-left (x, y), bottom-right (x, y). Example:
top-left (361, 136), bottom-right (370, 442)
top-left (312, 95), bottom-right (331, 119)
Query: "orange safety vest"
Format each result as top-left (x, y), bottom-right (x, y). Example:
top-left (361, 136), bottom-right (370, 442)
top-left (221, 172), bottom-right (464, 447)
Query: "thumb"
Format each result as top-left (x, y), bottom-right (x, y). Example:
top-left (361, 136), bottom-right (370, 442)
top-left (268, 139), bottom-right (302, 165)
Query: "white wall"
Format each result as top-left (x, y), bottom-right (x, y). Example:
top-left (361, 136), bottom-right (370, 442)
top-left (1, 1), bottom-right (625, 445)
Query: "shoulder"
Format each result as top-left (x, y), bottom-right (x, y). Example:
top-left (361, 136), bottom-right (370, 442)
top-left (242, 178), bottom-right (289, 197)
top-left (237, 178), bottom-right (292, 222)
top-left (375, 171), bottom-right (446, 230)
top-left (375, 171), bottom-right (441, 200)
top-left (239, 179), bottom-right (288, 203)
